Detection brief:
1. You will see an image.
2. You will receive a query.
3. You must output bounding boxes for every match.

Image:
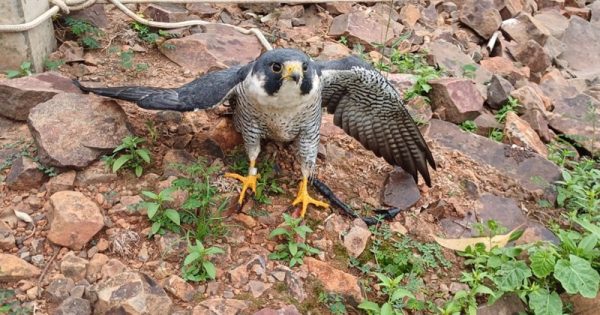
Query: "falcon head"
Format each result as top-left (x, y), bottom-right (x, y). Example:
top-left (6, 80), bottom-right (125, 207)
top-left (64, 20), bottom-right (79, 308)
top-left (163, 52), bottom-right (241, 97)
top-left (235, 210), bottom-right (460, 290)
top-left (252, 48), bottom-right (318, 96)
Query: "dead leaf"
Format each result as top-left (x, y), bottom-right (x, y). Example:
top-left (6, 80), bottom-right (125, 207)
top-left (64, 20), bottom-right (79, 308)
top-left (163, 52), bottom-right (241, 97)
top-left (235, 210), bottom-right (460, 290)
top-left (432, 226), bottom-right (524, 252)
top-left (13, 210), bottom-right (33, 223)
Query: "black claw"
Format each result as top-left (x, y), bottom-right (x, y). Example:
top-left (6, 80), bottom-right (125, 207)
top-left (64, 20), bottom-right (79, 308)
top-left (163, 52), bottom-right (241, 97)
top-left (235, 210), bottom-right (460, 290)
top-left (309, 176), bottom-right (406, 226)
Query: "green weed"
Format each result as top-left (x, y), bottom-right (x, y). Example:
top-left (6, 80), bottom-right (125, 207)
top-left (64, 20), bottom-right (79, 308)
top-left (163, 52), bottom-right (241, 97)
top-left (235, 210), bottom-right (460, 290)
top-left (495, 96), bottom-right (520, 123)
top-left (0, 289), bottom-right (30, 315)
top-left (459, 120), bottom-right (477, 133)
top-left (103, 135), bottom-right (151, 177)
top-left (140, 188), bottom-right (181, 236)
top-left (318, 292), bottom-right (347, 315)
top-left (181, 237), bottom-right (224, 282)
top-left (228, 153), bottom-right (283, 204)
top-left (268, 213), bottom-right (320, 267)
top-left (5, 61), bottom-right (32, 79)
top-left (171, 159), bottom-right (230, 242)
top-left (489, 128), bottom-right (504, 142)
top-left (389, 52), bottom-right (442, 102)
top-left (65, 17), bottom-right (101, 49)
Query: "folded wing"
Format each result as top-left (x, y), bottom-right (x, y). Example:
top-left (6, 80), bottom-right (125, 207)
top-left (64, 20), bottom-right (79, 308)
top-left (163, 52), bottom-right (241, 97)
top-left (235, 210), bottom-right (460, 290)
top-left (317, 56), bottom-right (436, 186)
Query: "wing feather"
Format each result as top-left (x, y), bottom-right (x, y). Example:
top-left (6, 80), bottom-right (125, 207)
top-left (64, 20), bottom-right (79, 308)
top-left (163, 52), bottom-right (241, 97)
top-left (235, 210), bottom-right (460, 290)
top-left (74, 63), bottom-right (253, 112)
top-left (317, 56), bottom-right (436, 186)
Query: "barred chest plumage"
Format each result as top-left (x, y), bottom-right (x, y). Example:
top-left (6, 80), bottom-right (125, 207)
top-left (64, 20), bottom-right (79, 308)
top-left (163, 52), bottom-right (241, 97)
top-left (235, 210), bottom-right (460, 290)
top-left (234, 73), bottom-right (323, 142)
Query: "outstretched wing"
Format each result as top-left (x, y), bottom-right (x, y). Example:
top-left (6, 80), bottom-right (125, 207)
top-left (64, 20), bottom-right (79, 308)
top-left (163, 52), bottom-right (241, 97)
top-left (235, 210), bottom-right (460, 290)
top-left (74, 63), bottom-right (254, 111)
top-left (317, 56), bottom-right (436, 186)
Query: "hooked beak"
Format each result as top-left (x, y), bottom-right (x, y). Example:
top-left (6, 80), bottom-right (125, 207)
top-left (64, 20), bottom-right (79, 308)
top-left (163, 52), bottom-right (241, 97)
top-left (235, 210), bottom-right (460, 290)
top-left (282, 63), bottom-right (303, 83)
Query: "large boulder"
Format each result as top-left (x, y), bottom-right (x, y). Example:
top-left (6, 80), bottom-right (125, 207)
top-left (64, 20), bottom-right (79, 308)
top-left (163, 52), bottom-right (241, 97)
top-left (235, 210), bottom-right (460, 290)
top-left (548, 94), bottom-right (600, 156)
top-left (28, 93), bottom-right (131, 168)
top-left (557, 16), bottom-right (600, 79)
top-left (159, 24), bottom-right (263, 74)
top-left (429, 78), bottom-right (484, 123)
top-left (0, 72), bottom-right (81, 121)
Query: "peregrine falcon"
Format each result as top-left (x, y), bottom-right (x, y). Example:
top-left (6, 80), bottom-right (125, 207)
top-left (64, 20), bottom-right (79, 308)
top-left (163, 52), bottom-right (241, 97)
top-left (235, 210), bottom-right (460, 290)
top-left (75, 48), bottom-right (436, 217)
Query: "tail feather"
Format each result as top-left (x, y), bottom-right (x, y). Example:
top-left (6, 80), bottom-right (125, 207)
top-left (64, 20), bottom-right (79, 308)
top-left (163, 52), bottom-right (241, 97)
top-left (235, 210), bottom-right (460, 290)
top-left (73, 80), bottom-right (190, 111)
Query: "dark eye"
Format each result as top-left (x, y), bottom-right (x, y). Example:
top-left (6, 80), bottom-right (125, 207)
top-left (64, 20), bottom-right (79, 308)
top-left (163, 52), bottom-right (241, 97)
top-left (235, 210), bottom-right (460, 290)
top-left (271, 63), bottom-right (282, 73)
top-left (302, 63), bottom-right (308, 72)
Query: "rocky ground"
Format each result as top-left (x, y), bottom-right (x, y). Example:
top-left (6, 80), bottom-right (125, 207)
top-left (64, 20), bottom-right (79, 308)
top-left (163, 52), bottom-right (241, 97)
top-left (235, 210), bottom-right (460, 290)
top-left (1, 0), bottom-right (599, 314)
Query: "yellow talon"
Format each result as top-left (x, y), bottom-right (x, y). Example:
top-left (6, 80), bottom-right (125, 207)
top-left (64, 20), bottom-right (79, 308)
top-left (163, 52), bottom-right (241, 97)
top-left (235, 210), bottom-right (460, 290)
top-left (225, 160), bottom-right (260, 204)
top-left (292, 177), bottom-right (329, 217)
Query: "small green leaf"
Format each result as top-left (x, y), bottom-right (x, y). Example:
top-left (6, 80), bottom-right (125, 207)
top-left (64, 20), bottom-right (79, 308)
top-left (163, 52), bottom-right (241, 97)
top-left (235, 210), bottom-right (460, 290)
top-left (288, 242), bottom-right (298, 256)
top-left (391, 288), bottom-right (415, 301)
top-left (554, 255), bottom-right (600, 298)
top-left (142, 191), bottom-right (159, 200)
top-left (135, 165), bottom-right (142, 177)
top-left (269, 227), bottom-right (289, 239)
top-left (528, 289), bottom-right (562, 315)
top-left (146, 203), bottom-right (159, 219)
top-left (183, 251), bottom-right (201, 266)
top-left (6, 70), bottom-right (20, 78)
top-left (112, 154), bottom-right (131, 172)
top-left (578, 234), bottom-right (597, 257)
top-left (380, 302), bottom-right (394, 315)
top-left (203, 261), bottom-right (217, 279)
top-left (574, 218), bottom-right (600, 240)
top-left (151, 221), bottom-right (161, 235)
top-left (357, 301), bottom-right (380, 312)
top-left (530, 249), bottom-right (556, 278)
top-left (204, 247), bottom-right (224, 256)
top-left (164, 209), bottom-right (180, 225)
top-left (136, 149), bottom-right (151, 163)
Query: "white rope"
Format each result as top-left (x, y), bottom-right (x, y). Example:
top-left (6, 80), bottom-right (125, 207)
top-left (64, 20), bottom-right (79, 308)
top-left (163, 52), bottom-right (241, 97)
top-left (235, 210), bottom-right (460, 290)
top-left (0, 6), bottom-right (60, 32)
top-left (107, 0), bottom-right (273, 50)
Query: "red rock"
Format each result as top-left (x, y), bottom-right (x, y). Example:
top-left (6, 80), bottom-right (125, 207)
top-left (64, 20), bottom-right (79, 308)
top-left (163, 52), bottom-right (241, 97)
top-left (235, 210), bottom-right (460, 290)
top-left (487, 74), bottom-right (514, 109)
top-left (45, 171), bottom-right (76, 195)
top-left (425, 40), bottom-right (492, 87)
top-left (28, 93), bottom-right (131, 168)
top-left (429, 78), bottom-right (484, 123)
top-left (558, 17), bottom-right (600, 78)
top-left (548, 94), bottom-right (600, 156)
top-left (0, 254), bottom-right (41, 282)
top-left (521, 110), bottom-right (553, 143)
top-left (193, 298), bottom-right (248, 315)
top-left (209, 117), bottom-right (243, 152)
top-left (163, 275), bottom-right (196, 302)
top-left (47, 191), bottom-right (105, 250)
top-left (500, 0), bottom-right (524, 19)
top-left (317, 42), bottom-right (351, 61)
top-left (304, 257), bottom-right (363, 304)
top-left (60, 251), bottom-right (89, 282)
top-left (509, 39), bottom-right (551, 74)
top-left (565, 0), bottom-right (586, 7)
top-left (536, 0), bottom-right (565, 9)
top-left (510, 85), bottom-right (549, 114)
top-left (568, 294), bottom-right (600, 315)
top-left (186, 3), bottom-right (219, 17)
top-left (67, 4), bottom-right (109, 28)
top-left (57, 41), bottom-right (85, 63)
top-left (533, 9), bottom-right (569, 38)
top-left (500, 12), bottom-right (550, 45)
top-left (473, 110), bottom-right (503, 137)
top-left (504, 112), bottom-right (548, 156)
top-left (279, 5), bottom-right (304, 19)
top-left (406, 95), bottom-right (433, 123)
top-left (382, 168), bottom-right (421, 209)
top-left (6, 156), bottom-right (46, 190)
top-left (159, 24), bottom-right (263, 74)
top-left (459, 0), bottom-right (502, 39)
top-left (539, 68), bottom-right (579, 100)
top-left (480, 57), bottom-right (530, 84)
top-left (143, 3), bottom-right (189, 23)
top-left (426, 119), bottom-right (561, 196)
top-left (562, 6), bottom-right (591, 20)
top-left (400, 4), bottom-right (421, 28)
top-left (591, 1), bottom-right (600, 26)
top-left (253, 305), bottom-right (301, 315)
top-left (0, 72), bottom-right (81, 121)
top-left (328, 10), bottom-right (402, 49)
top-left (324, 3), bottom-right (353, 15)
top-left (95, 272), bottom-right (173, 314)
top-left (342, 219), bottom-right (371, 258)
